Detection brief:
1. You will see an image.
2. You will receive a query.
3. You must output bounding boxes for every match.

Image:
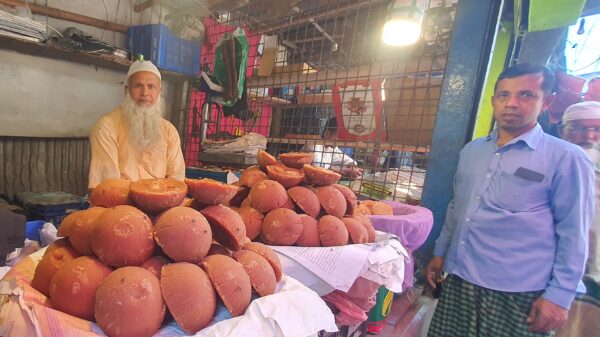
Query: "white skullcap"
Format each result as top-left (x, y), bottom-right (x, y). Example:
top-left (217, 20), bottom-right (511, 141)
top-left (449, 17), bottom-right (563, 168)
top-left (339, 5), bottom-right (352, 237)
top-left (126, 60), bottom-right (161, 81)
top-left (562, 101), bottom-right (600, 123)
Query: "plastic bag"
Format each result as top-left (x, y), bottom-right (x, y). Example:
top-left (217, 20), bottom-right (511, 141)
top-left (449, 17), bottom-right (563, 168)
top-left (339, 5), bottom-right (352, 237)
top-left (213, 27), bottom-right (249, 107)
top-left (40, 222), bottom-right (59, 247)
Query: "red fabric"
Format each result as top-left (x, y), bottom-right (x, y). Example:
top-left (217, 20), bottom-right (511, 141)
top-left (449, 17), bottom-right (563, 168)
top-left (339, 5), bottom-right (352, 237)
top-left (547, 72), bottom-right (586, 114)
top-left (184, 18), bottom-right (271, 166)
top-left (585, 78), bottom-right (600, 102)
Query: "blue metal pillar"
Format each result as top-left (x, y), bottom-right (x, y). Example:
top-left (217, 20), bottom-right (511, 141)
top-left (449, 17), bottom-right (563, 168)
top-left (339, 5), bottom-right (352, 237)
top-left (419, 0), bottom-right (503, 253)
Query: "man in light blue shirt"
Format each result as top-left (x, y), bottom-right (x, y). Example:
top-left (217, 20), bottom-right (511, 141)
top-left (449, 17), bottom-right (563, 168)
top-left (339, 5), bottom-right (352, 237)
top-left (426, 63), bottom-right (595, 337)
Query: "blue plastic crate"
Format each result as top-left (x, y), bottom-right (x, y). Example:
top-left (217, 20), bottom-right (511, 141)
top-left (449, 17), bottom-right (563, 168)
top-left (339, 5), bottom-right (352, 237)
top-left (26, 220), bottom-right (45, 241)
top-left (16, 191), bottom-right (89, 226)
top-left (127, 24), bottom-right (201, 76)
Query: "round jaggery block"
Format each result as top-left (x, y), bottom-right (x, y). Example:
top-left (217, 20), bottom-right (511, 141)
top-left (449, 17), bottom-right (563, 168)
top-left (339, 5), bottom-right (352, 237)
top-left (91, 205), bottom-right (155, 267)
top-left (296, 215), bottom-right (321, 247)
top-left (315, 185), bottom-right (347, 218)
top-left (249, 179), bottom-right (288, 213)
top-left (279, 152), bottom-right (314, 169)
top-left (257, 150), bottom-right (279, 169)
top-left (239, 165), bottom-right (268, 188)
top-left (202, 255), bottom-right (251, 317)
top-left (228, 185), bottom-right (250, 207)
top-left (319, 215), bottom-right (349, 247)
top-left (232, 206), bottom-right (263, 241)
top-left (58, 207), bottom-right (106, 255)
top-left (266, 165), bottom-right (305, 188)
top-left (129, 178), bottom-right (188, 215)
top-left (342, 217), bottom-right (368, 244)
top-left (141, 255), bottom-right (170, 278)
top-left (49, 256), bottom-right (112, 321)
top-left (287, 186), bottom-right (321, 218)
top-left (89, 179), bottom-right (131, 207)
top-left (332, 184), bottom-right (358, 216)
top-left (233, 250), bottom-right (276, 297)
top-left (302, 164), bottom-right (341, 186)
top-left (353, 214), bottom-right (376, 243)
top-left (261, 208), bottom-right (303, 246)
top-left (242, 242), bottom-right (283, 282)
top-left (160, 263), bottom-right (216, 334)
top-left (154, 206), bottom-right (212, 263)
top-left (200, 204), bottom-right (246, 251)
top-left (185, 178), bottom-right (238, 206)
top-left (31, 238), bottom-right (80, 297)
top-left (95, 267), bottom-right (165, 337)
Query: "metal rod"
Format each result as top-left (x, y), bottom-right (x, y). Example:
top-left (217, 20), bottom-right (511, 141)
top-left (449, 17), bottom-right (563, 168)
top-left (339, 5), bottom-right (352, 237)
top-left (255, 0), bottom-right (387, 35)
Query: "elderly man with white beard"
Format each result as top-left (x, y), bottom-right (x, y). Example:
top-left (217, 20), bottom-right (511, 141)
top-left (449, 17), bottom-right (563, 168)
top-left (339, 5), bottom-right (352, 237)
top-left (88, 60), bottom-right (185, 189)
top-left (557, 100), bottom-right (600, 337)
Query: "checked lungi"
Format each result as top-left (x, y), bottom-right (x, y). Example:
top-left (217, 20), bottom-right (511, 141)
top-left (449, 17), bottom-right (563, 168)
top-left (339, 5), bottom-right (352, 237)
top-left (427, 274), bottom-right (554, 337)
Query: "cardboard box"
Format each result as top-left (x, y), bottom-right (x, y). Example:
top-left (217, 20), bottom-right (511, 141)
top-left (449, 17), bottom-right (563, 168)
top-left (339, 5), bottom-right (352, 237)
top-left (257, 35), bottom-right (278, 77)
top-left (384, 77), bottom-right (442, 146)
top-left (296, 93), bottom-right (332, 106)
top-left (273, 63), bottom-right (316, 75)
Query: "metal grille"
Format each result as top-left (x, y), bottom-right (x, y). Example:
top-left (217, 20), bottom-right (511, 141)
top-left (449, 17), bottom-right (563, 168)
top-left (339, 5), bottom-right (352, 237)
top-left (184, 0), bottom-right (456, 204)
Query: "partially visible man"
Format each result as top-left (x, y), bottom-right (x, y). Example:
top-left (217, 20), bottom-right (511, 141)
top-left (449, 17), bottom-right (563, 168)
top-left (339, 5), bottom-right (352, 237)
top-left (303, 117), bottom-right (364, 179)
top-left (557, 100), bottom-right (600, 337)
top-left (88, 60), bottom-right (185, 188)
top-left (426, 63), bottom-right (595, 337)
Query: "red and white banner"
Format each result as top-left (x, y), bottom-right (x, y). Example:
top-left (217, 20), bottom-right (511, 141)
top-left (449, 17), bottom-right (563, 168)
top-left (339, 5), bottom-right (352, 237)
top-left (333, 80), bottom-right (385, 142)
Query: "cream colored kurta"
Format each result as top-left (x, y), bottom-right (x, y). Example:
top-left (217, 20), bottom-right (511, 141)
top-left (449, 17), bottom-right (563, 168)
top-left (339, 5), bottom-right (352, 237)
top-left (88, 107), bottom-right (185, 188)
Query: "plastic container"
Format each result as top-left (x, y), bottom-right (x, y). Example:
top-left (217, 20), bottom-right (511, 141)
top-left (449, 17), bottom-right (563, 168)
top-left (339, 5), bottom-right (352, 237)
top-left (185, 167), bottom-right (240, 183)
top-left (367, 286), bottom-right (393, 334)
top-left (127, 24), bottom-right (201, 76)
top-left (16, 192), bottom-right (88, 225)
top-left (25, 220), bottom-right (45, 242)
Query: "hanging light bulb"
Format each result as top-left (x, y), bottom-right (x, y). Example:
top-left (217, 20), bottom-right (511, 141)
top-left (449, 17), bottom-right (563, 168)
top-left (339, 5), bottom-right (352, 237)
top-left (382, 0), bottom-right (427, 46)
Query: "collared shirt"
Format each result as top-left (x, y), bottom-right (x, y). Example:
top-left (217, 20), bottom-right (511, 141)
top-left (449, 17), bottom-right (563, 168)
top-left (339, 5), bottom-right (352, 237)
top-left (434, 124), bottom-right (595, 309)
top-left (88, 107), bottom-right (185, 188)
top-left (302, 143), bottom-right (357, 169)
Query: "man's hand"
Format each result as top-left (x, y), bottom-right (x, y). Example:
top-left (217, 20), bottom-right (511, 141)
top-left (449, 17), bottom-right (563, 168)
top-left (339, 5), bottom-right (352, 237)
top-left (526, 297), bottom-right (568, 333)
top-left (425, 256), bottom-right (444, 289)
top-left (340, 166), bottom-right (363, 179)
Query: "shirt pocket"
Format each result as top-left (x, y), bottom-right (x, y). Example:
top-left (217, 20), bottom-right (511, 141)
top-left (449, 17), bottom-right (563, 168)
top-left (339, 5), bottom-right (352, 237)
top-left (489, 170), bottom-right (548, 212)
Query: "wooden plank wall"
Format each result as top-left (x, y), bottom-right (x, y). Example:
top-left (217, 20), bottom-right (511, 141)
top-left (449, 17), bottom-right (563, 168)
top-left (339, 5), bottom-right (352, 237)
top-left (0, 97), bottom-right (188, 201)
top-left (0, 137), bottom-right (90, 198)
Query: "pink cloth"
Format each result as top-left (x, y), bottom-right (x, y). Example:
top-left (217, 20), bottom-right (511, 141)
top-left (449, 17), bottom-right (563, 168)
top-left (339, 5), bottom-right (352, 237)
top-left (368, 201), bottom-right (434, 289)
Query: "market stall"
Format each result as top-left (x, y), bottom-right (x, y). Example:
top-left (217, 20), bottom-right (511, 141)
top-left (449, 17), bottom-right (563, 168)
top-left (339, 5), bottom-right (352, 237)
top-left (0, 145), bottom-right (434, 337)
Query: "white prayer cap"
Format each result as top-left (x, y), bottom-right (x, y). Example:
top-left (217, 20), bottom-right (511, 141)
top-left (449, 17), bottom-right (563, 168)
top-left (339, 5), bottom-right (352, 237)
top-left (126, 60), bottom-right (161, 81)
top-left (562, 101), bottom-right (600, 123)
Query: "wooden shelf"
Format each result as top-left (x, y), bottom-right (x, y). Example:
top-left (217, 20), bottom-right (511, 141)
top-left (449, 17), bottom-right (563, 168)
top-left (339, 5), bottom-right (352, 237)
top-left (247, 55), bottom-right (447, 88)
top-left (0, 34), bottom-right (195, 82)
top-left (267, 137), bottom-right (430, 152)
top-left (247, 92), bottom-right (333, 107)
top-left (247, 91), bottom-right (291, 105)
top-left (296, 93), bottom-right (332, 106)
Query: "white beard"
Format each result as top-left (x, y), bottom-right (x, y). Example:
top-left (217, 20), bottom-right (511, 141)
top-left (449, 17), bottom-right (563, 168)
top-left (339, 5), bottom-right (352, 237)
top-left (584, 146), bottom-right (600, 167)
top-left (121, 93), bottom-right (165, 150)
